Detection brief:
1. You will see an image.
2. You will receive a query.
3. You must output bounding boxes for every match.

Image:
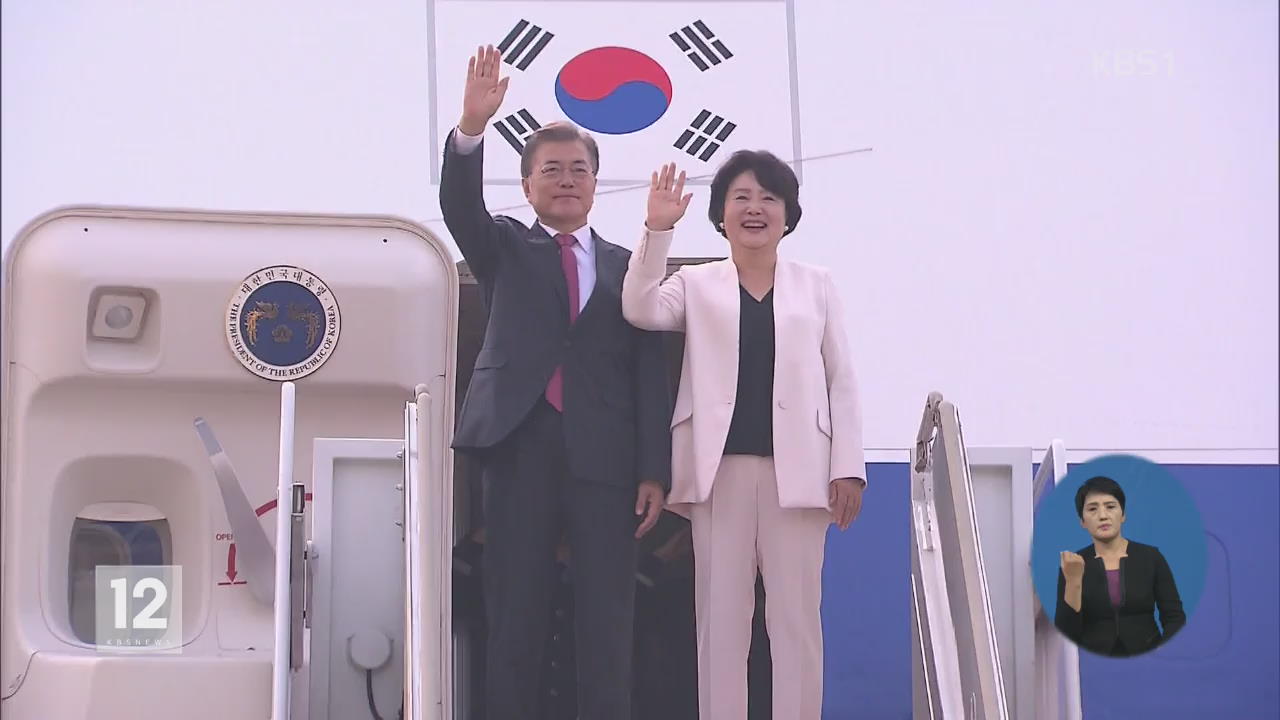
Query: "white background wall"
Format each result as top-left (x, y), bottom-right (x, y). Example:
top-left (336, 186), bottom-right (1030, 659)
top-left (4, 0), bottom-right (1276, 461)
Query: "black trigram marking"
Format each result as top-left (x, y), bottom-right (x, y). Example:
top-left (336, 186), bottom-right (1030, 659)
top-left (493, 109), bottom-right (541, 153)
top-left (497, 19), bottom-right (554, 71)
top-left (674, 110), bottom-right (736, 162)
top-left (669, 20), bottom-right (733, 71)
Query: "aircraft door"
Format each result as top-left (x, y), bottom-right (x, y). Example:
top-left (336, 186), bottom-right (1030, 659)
top-left (0, 206), bottom-right (457, 719)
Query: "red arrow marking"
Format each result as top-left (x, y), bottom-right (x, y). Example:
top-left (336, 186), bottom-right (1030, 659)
top-left (220, 492), bottom-right (314, 588)
top-left (254, 492), bottom-right (313, 517)
top-left (226, 542), bottom-right (238, 582)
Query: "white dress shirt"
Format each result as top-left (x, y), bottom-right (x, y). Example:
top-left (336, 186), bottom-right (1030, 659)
top-left (453, 126), bottom-right (596, 312)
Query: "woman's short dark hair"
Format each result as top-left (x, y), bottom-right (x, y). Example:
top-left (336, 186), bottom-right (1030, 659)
top-left (708, 149), bottom-right (802, 237)
top-left (1075, 476), bottom-right (1127, 519)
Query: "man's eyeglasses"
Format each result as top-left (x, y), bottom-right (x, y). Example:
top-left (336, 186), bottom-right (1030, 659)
top-left (536, 165), bottom-right (595, 181)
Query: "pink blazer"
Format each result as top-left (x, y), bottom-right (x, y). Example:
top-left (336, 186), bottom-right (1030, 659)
top-left (621, 227), bottom-right (867, 510)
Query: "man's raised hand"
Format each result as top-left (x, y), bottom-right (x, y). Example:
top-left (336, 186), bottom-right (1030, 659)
top-left (460, 45), bottom-right (510, 135)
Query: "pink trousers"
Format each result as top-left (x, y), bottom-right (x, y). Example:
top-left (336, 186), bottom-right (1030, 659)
top-left (689, 454), bottom-right (831, 720)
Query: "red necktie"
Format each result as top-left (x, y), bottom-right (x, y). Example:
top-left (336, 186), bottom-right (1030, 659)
top-left (545, 233), bottom-right (580, 411)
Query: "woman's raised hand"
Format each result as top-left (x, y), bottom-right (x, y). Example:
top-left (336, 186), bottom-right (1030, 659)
top-left (645, 162), bottom-right (693, 232)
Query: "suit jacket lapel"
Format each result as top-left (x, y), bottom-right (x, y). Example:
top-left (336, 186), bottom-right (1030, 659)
top-left (576, 230), bottom-right (621, 330)
top-left (721, 259), bottom-right (741, 344)
top-left (527, 223), bottom-right (569, 311)
top-left (772, 259), bottom-right (790, 350)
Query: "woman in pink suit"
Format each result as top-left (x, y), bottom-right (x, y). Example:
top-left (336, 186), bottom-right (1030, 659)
top-left (622, 153), bottom-right (867, 719)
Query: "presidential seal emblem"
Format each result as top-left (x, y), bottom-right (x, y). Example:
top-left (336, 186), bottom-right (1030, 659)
top-left (226, 265), bottom-right (341, 380)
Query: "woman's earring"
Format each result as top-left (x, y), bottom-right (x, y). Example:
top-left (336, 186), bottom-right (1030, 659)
top-left (784, 225), bottom-right (790, 231)
top-left (718, 222), bottom-right (725, 229)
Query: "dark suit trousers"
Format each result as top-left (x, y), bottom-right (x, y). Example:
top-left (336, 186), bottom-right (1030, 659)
top-left (482, 399), bottom-right (639, 720)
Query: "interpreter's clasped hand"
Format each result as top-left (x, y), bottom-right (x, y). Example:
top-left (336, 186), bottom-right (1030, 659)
top-left (1060, 551), bottom-right (1085, 583)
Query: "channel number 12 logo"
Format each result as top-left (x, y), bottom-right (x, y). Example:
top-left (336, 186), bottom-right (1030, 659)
top-left (94, 565), bottom-right (183, 653)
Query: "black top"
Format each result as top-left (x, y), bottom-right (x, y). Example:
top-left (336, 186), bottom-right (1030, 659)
top-left (1054, 540), bottom-right (1186, 657)
top-left (723, 285), bottom-right (775, 456)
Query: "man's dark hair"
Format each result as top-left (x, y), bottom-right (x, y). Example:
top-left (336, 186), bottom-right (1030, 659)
top-left (519, 122), bottom-right (600, 178)
top-left (1075, 476), bottom-right (1127, 519)
top-left (707, 149), bottom-right (802, 237)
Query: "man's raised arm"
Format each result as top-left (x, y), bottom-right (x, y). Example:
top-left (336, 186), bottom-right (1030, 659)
top-left (440, 45), bottom-right (511, 280)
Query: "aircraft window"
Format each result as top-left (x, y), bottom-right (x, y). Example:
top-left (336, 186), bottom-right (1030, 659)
top-left (67, 502), bottom-right (172, 643)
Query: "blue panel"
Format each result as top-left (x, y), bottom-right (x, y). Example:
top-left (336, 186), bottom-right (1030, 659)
top-left (822, 462), bottom-right (911, 719)
top-left (817, 462), bottom-right (1279, 720)
top-left (1154, 530), bottom-right (1230, 660)
top-left (1076, 464), bottom-right (1280, 719)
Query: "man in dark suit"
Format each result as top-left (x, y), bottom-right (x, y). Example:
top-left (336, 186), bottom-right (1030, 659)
top-left (440, 45), bottom-right (671, 720)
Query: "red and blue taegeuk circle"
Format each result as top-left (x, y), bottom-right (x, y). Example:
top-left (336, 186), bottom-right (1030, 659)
top-left (554, 47), bottom-right (672, 135)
